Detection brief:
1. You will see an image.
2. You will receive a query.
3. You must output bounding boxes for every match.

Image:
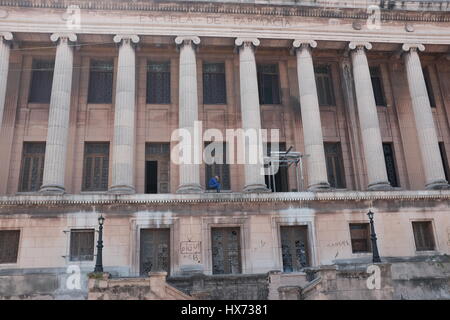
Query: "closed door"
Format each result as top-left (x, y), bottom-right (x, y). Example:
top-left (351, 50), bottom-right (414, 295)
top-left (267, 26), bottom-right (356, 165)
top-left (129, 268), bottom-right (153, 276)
top-left (140, 228), bottom-right (170, 276)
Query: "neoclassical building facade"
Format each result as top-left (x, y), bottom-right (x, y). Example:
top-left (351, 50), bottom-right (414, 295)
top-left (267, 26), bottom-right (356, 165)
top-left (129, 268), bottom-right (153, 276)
top-left (0, 0), bottom-right (450, 299)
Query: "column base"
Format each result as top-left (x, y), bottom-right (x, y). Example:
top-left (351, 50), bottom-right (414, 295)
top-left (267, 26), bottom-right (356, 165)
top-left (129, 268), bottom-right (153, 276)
top-left (425, 180), bottom-right (450, 190)
top-left (367, 181), bottom-right (393, 191)
top-left (109, 185), bottom-right (136, 194)
top-left (176, 183), bottom-right (203, 194)
top-left (243, 184), bottom-right (271, 193)
top-left (39, 184), bottom-right (65, 195)
top-left (307, 182), bottom-right (331, 192)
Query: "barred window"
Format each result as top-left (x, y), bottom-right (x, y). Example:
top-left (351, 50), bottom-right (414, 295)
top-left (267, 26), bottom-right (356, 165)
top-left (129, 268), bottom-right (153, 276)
top-left (370, 66), bottom-right (387, 106)
top-left (205, 142), bottom-right (231, 190)
top-left (324, 142), bottom-right (346, 189)
top-left (203, 62), bottom-right (226, 104)
top-left (70, 229), bottom-right (95, 261)
top-left (0, 230), bottom-right (20, 264)
top-left (423, 67), bottom-right (436, 108)
top-left (412, 221), bottom-right (435, 251)
top-left (350, 223), bottom-right (371, 253)
top-left (314, 65), bottom-right (336, 106)
top-left (211, 227), bottom-right (241, 275)
top-left (147, 61), bottom-right (171, 104)
top-left (19, 142), bottom-right (46, 192)
top-left (88, 60), bottom-right (114, 104)
top-left (383, 143), bottom-right (399, 187)
top-left (257, 64), bottom-right (281, 105)
top-left (140, 229), bottom-right (170, 275)
top-left (280, 226), bottom-right (309, 272)
top-left (82, 142), bottom-right (110, 191)
top-left (28, 60), bottom-right (54, 103)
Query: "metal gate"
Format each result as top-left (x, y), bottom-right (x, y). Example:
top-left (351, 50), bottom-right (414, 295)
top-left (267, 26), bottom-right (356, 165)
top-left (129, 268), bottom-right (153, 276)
top-left (140, 228), bottom-right (170, 276)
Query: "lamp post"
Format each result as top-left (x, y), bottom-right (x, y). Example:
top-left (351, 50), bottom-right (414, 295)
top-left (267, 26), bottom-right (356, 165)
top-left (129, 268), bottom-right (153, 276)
top-left (367, 210), bottom-right (381, 263)
top-left (94, 215), bottom-right (105, 273)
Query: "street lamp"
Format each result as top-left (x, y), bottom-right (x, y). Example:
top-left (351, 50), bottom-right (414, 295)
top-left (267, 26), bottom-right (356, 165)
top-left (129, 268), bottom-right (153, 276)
top-left (367, 210), bottom-right (381, 263)
top-left (94, 215), bottom-right (105, 273)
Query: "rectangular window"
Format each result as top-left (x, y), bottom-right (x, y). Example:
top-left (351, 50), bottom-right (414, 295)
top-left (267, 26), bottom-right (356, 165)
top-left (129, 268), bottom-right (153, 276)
top-left (382, 143), bottom-right (399, 188)
top-left (370, 66), bottom-right (387, 106)
top-left (324, 142), bottom-right (346, 189)
top-left (439, 142), bottom-right (450, 182)
top-left (280, 226), bottom-right (309, 272)
top-left (423, 67), bottom-right (436, 108)
top-left (88, 60), bottom-right (114, 104)
top-left (140, 228), bottom-right (170, 275)
top-left (82, 142), bottom-right (110, 192)
top-left (19, 142), bottom-right (45, 192)
top-left (257, 64), bottom-right (281, 105)
top-left (205, 142), bottom-right (231, 190)
top-left (145, 143), bottom-right (171, 194)
top-left (211, 227), bottom-right (241, 275)
top-left (203, 62), bottom-right (227, 104)
top-left (314, 64), bottom-right (336, 106)
top-left (412, 221), bottom-right (435, 251)
top-left (70, 229), bottom-right (95, 261)
top-left (147, 61), bottom-right (171, 104)
top-left (349, 223), bottom-right (371, 253)
top-left (0, 230), bottom-right (20, 264)
top-left (28, 60), bottom-right (54, 103)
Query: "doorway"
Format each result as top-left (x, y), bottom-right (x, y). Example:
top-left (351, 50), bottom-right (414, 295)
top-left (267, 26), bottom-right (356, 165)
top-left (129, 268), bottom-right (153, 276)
top-left (145, 161), bottom-right (158, 194)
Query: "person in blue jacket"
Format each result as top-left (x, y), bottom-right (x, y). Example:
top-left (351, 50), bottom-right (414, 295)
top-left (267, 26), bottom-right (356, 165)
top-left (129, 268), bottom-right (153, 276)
top-left (208, 175), bottom-right (221, 193)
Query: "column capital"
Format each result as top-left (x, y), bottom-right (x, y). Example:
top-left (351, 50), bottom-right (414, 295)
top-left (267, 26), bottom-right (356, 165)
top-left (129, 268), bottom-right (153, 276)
top-left (50, 33), bottom-right (77, 43)
top-left (292, 39), bottom-right (317, 50)
top-left (175, 36), bottom-right (200, 50)
top-left (0, 32), bottom-right (13, 42)
top-left (113, 34), bottom-right (140, 46)
top-left (348, 41), bottom-right (372, 51)
top-left (235, 37), bottom-right (260, 52)
top-left (402, 43), bottom-right (425, 53)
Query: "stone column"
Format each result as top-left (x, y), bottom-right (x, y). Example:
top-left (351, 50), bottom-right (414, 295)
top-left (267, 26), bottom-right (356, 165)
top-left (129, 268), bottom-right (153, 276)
top-left (175, 36), bottom-right (202, 193)
top-left (402, 43), bottom-right (448, 189)
top-left (235, 38), bottom-right (268, 193)
top-left (349, 42), bottom-right (391, 191)
top-left (40, 33), bottom-right (77, 194)
top-left (293, 40), bottom-right (330, 191)
top-left (109, 35), bottom-right (140, 194)
top-left (0, 32), bottom-right (12, 130)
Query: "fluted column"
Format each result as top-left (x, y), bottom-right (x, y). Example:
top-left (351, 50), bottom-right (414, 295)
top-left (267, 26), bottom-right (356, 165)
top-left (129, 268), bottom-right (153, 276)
top-left (175, 36), bottom-right (202, 193)
top-left (0, 32), bottom-right (12, 131)
top-left (349, 42), bottom-right (392, 191)
top-left (235, 38), bottom-right (268, 193)
top-left (293, 40), bottom-right (330, 191)
top-left (40, 33), bottom-right (77, 194)
top-left (109, 34), bottom-right (139, 194)
top-left (402, 43), bottom-right (448, 189)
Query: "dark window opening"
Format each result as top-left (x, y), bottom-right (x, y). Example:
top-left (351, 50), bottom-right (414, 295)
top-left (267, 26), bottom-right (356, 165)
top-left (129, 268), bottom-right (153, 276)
top-left (82, 142), bottom-right (109, 192)
top-left (70, 229), bottom-right (95, 261)
top-left (28, 60), bottom-right (54, 103)
top-left (439, 142), bottom-right (450, 182)
top-left (145, 143), bottom-right (170, 194)
top-left (0, 230), bottom-right (20, 264)
top-left (205, 142), bottom-right (230, 190)
top-left (211, 227), bottom-right (241, 275)
top-left (147, 61), bottom-right (171, 104)
top-left (370, 66), bottom-right (387, 106)
top-left (423, 67), bottom-right (436, 108)
top-left (88, 60), bottom-right (114, 104)
top-left (349, 223), bottom-right (371, 253)
top-left (314, 64), bottom-right (336, 106)
top-left (412, 221), bottom-right (435, 251)
top-left (257, 64), bottom-right (281, 105)
top-left (264, 142), bottom-right (289, 192)
top-left (203, 62), bottom-right (226, 104)
top-left (19, 142), bottom-right (46, 192)
top-left (324, 142), bottom-right (346, 189)
top-left (140, 228), bottom-right (170, 276)
top-left (280, 226), bottom-right (309, 272)
top-left (382, 143), bottom-right (399, 188)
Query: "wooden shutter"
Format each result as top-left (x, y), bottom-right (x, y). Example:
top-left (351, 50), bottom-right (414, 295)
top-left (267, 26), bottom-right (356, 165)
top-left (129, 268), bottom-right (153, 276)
top-left (382, 143), bottom-right (399, 187)
top-left (70, 229), bottom-right (95, 261)
top-left (0, 230), bottom-right (20, 264)
top-left (370, 66), bottom-right (387, 106)
top-left (82, 143), bottom-right (109, 191)
top-left (203, 63), bottom-right (226, 104)
top-left (145, 143), bottom-right (171, 193)
top-left (314, 65), bottom-right (336, 106)
top-left (140, 229), bottom-right (170, 275)
top-left (205, 142), bottom-right (230, 190)
top-left (423, 67), bottom-right (436, 108)
top-left (439, 142), bottom-right (450, 182)
top-left (280, 226), bottom-right (309, 272)
top-left (211, 227), bottom-right (241, 275)
top-left (147, 62), bottom-right (171, 104)
top-left (28, 60), bottom-right (54, 103)
top-left (19, 142), bottom-right (46, 192)
top-left (412, 222), bottom-right (435, 251)
top-left (257, 64), bottom-right (281, 105)
top-left (349, 223), bottom-right (371, 253)
top-left (88, 60), bottom-right (113, 103)
top-left (324, 142), bottom-right (346, 189)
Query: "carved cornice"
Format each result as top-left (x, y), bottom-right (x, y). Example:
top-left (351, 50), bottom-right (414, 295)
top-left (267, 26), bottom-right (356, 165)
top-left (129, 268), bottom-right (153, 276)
top-left (0, 1), bottom-right (448, 23)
